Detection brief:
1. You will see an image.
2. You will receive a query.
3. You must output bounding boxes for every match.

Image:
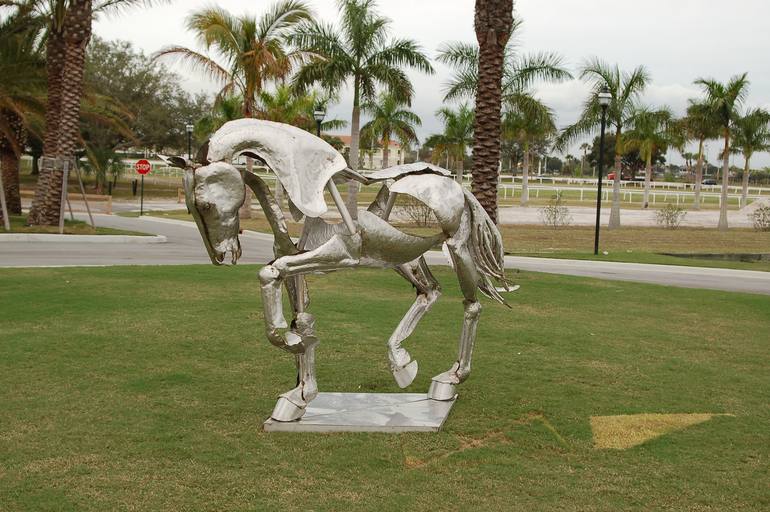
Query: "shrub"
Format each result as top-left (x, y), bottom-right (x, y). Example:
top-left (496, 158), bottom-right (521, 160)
top-left (400, 195), bottom-right (435, 227)
top-left (749, 205), bottom-right (770, 231)
top-left (655, 203), bottom-right (687, 229)
top-left (539, 192), bottom-right (572, 228)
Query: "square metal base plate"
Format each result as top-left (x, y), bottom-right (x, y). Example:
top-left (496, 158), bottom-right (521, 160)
top-left (263, 392), bottom-right (457, 433)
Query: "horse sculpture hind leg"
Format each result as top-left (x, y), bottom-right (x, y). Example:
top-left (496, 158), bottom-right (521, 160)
top-left (427, 190), bottom-right (511, 401)
top-left (389, 258), bottom-right (441, 388)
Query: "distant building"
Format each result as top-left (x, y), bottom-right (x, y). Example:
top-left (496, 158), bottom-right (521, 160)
top-left (328, 134), bottom-right (407, 170)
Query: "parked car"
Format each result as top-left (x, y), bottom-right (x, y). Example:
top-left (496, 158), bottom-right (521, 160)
top-left (702, 178), bottom-right (717, 185)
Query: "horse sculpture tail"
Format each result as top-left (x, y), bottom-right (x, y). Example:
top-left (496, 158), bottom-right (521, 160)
top-left (462, 189), bottom-right (513, 307)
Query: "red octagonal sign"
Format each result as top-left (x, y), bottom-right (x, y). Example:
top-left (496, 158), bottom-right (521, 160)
top-left (135, 159), bottom-right (151, 175)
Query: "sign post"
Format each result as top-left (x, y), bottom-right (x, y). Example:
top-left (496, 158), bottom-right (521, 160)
top-left (135, 159), bottom-right (151, 216)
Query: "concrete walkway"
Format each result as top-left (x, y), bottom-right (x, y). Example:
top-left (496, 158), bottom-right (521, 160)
top-left (2, 213), bottom-right (769, 296)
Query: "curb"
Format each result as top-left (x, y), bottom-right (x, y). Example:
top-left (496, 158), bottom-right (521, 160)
top-left (0, 234), bottom-right (168, 244)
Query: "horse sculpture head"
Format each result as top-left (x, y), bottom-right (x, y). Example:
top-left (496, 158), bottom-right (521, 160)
top-left (162, 155), bottom-right (244, 265)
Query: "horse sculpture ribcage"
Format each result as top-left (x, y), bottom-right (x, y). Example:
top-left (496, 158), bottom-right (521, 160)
top-left (174, 119), bottom-right (511, 422)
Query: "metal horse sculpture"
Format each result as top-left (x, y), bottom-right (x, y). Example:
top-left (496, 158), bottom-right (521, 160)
top-left (169, 119), bottom-right (511, 422)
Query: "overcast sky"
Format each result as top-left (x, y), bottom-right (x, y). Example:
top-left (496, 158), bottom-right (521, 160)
top-left (94, 0), bottom-right (770, 167)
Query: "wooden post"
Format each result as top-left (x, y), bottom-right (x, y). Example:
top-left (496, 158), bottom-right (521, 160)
top-left (0, 166), bottom-right (10, 231)
top-left (59, 160), bottom-right (70, 234)
top-left (73, 162), bottom-right (94, 227)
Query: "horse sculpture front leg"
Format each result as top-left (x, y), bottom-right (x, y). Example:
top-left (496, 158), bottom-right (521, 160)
top-left (259, 232), bottom-right (362, 421)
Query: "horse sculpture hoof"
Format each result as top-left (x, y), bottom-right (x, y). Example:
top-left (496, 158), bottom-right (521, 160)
top-left (392, 359), bottom-right (418, 388)
top-left (427, 379), bottom-right (457, 401)
top-left (271, 397), bottom-right (306, 422)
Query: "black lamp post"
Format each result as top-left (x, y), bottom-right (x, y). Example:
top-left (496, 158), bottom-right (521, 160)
top-left (185, 123), bottom-right (194, 160)
top-left (593, 86), bottom-right (612, 255)
top-left (313, 105), bottom-right (326, 137)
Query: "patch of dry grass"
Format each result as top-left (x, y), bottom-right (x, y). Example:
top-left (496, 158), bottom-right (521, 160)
top-left (590, 413), bottom-right (730, 449)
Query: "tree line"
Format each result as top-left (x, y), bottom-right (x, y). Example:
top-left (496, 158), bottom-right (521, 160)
top-left (1, 0), bottom-right (767, 231)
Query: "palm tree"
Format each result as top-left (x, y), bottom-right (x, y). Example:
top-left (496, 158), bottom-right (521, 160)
top-left (360, 93), bottom-right (420, 169)
top-left (694, 73), bottom-right (750, 230)
top-left (436, 42), bottom-right (571, 104)
top-left (624, 106), bottom-right (673, 208)
top-left (256, 85), bottom-right (346, 134)
top-left (501, 95), bottom-right (555, 206)
top-left (558, 59), bottom-right (650, 228)
top-left (731, 108), bottom-right (770, 207)
top-left (155, 0), bottom-right (312, 218)
top-left (194, 94), bottom-right (245, 140)
top-left (19, 0), bottom-right (169, 225)
top-left (0, 10), bottom-right (46, 217)
top-left (426, 104), bottom-right (474, 182)
top-left (156, 1), bottom-right (311, 119)
top-left (438, 6), bottom-right (568, 221)
top-left (683, 100), bottom-right (719, 210)
top-left (290, 0), bottom-right (433, 216)
top-left (579, 142), bottom-right (590, 176)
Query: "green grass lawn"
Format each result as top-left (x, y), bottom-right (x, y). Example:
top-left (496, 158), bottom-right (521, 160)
top-left (1, 266), bottom-right (768, 511)
top-left (2, 215), bottom-right (149, 236)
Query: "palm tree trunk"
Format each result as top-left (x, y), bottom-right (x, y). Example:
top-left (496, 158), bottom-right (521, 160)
top-left (456, 150), bottom-right (464, 183)
top-left (44, 31), bottom-right (65, 155)
top-left (1, 147), bottom-right (21, 215)
top-left (580, 153), bottom-right (586, 177)
top-left (520, 141), bottom-right (530, 206)
top-left (642, 151), bottom-right (652, 209)
top-left (382, 134), bottom-right (389, 169)
top-left (693, 138), bottom-right (704, 210)
top-left (608, 130), bottom-right (622, 229)
top-left (238, 101), bottom-right (254, 219)
top-left (741, 154), bottom-right (751, 208)
top-left (471, 0), bottom-right (513, 224)
top-left (717, 130), bottom-right (730, 231)
top-left (29, 0), bottom-right (92, 226)
top-left (345, 78), bottom-right (361, 219)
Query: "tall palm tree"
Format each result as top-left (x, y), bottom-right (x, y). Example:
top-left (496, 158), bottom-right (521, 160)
top-left (558, 59), bottom-right (650, 228)
top-left (440, 2), bottom-right (564, 221)
top-left (156, 0), bottom-right (312, 218)
top-left (579, 142), bottom-right (591, 176)
top-left (694, 73), bottom-right (750, 230)
top-left (19, 0), bottom-right (169, 225)
top-left (624, 106), bottom-right (673, 208)
top-left (471, 0), bottom-right (514, 223)
top-left (0, 9), bottom-right (46, 217)
top-left (425, 104), bottom-right (474, 182)
top-left (731, 107), bottom-right (770, 207)
top-left (501, 94), bottom-right (555, 206)
top-left (683, 100), bottom-right (719, 210)
top-left (290, 0), bottom-right (433, 217)
top-left (360, 93), bottom-right (420, 169)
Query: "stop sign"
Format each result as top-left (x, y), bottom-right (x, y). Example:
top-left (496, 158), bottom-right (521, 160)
top-left (135, 159), bottom-right (151, 175)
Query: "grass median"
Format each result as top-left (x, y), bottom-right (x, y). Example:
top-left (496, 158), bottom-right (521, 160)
top-left (1, 266), bottom-right (768, 511)
top-left (2, 215), bottom-right (150, 236)
top-left (134, 209), bottom-right (770, 272)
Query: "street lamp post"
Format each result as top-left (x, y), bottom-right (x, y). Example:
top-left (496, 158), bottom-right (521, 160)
top-left (313, 105), bottom-right (326, 137)
top-left (185, 123), bottom-right (194, 160)
top-left (593, 86), bottom-right (612, 256)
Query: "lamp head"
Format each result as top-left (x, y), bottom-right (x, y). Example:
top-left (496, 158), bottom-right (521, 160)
top-left (313, 106), bottom-right (326, 122)
top-left (598, 86), bottom-right (612, 108)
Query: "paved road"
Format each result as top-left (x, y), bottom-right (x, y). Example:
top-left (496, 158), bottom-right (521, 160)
top-left (2, 213), bottom-right (769, 296)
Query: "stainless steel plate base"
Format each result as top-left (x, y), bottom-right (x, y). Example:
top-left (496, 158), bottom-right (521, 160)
top-left (263, 392), bottom-right (457, 433)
